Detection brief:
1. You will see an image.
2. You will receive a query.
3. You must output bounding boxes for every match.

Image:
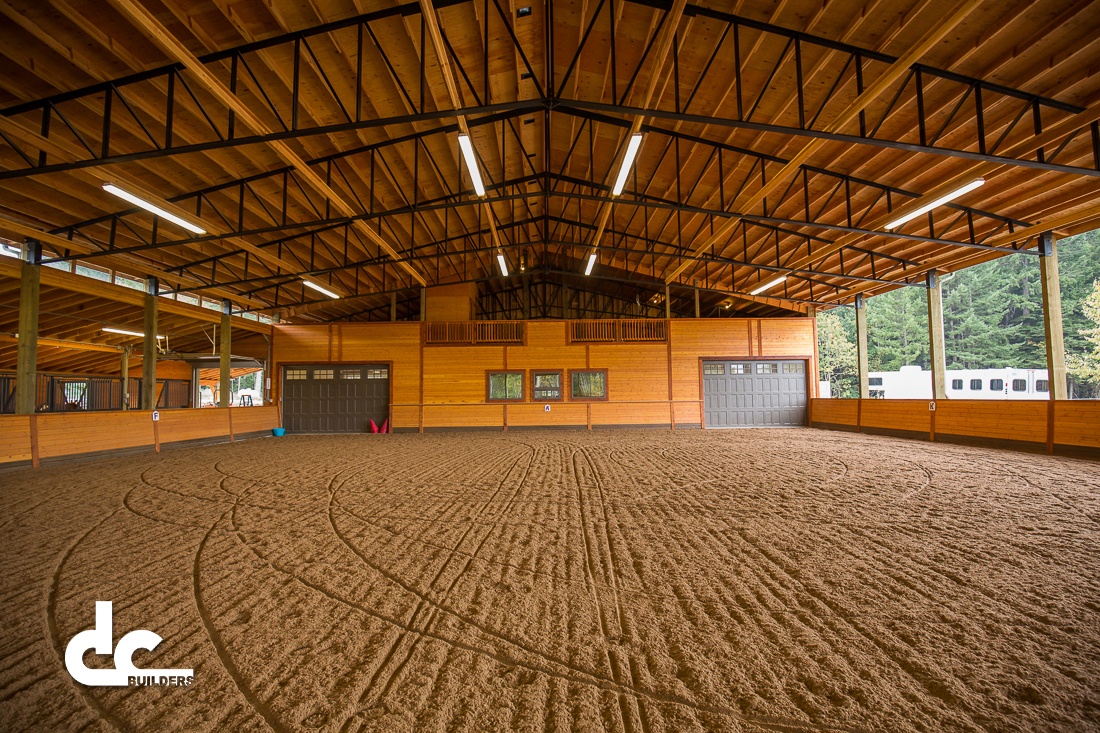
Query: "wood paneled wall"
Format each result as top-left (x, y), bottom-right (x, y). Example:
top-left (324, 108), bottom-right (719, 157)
top-left (272, 318), bottom-right (817, 431)
top-left (810, 398), bottom-right (1100, 457)
top-left (0, 406), bottom-right (278, 468)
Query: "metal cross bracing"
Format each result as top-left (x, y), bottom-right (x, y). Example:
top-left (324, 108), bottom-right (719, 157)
top-left (2, 0), bottom-right (1098, 321)
top-left (2, 0), bottom-right (1096, 180)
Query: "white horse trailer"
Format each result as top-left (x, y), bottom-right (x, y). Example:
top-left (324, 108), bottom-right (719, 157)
top-left (867, 365), bottom-right (1050, 400)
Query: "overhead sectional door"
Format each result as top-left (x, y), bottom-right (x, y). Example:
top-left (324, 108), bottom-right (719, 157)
top-left (702, 360), bottom-right (807, 427)
top-left (282, 365), bottom-right (390, 433)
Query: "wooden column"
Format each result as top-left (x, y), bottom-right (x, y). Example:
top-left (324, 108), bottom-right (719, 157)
top-left (854, 294), bottom-right (869, 399)
top-left (15, 245), bottom-right (40, 415)
top-left (390, 291), bottom-right (398, 322)
top-left (1038, 232), bottom-right (1068, 400)
top-left (120, 346), bottom-right (130, 410)
top-left (664, 284), bottom-right (671, 319)
top-left (419, 287), bottom-right (426, 321)
top-left (694, 289), bottom-right (701, 318)
top-left (219, 299), bottom-right (232, 407)
top-left (141, 277), bottom-right (158, 410)
top-left (926, 270), bottom-right (947, 400)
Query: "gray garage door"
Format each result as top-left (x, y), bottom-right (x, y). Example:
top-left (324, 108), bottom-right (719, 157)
top-left (702, 360), bottom-right (807, 427)
top-left (282, 364), bottom-right (390, 433)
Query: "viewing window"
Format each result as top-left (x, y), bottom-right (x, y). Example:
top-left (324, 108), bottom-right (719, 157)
top-left (868, 377), bottom-right (883, 386)
top-left (286, 369), bottom-right (307, 380)
top-left (532, 371), bottom-right (563, 401)
top-left (366, 368), bottom-right (388, 379)
top-left (783, 363), bottom-right (805, 374)
top-left (487, 371), bottom-right (524, 401)
top-left (341, 369), bottom-right (361, 380)
top-left (704, 364), bottom-right (724, 375)
top-left (1012, 379), bottom-right (1027, 392)
top-left (970, 379), bottom-right (983, 391)
top-left (990, 379), bottom-right (1004, 391)
top-left (570, 370), bottom-right (608, 401)
top-left (756, 363), bottom-right (777, 374)
top-left (313, 369), bottom-right (334, 380)
top-left (1036, 379), bottom-right (1049, 392)
top-left (951, 379), bottom-right (963, 390)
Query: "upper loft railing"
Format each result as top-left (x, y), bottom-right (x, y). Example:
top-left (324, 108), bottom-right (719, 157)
top-left (424, 321), bottom-right (526, 346)
top-left (569, 319), bottom-right (668, 343)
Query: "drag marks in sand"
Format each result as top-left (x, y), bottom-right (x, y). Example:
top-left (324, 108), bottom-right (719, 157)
top-left (1, 430), bottom-right (1099, 731)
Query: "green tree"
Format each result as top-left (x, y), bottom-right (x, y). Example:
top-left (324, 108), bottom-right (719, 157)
top-left (1067, 280), bottom-right (1100, 391)
top-left (867, 287), bottom-right (928, 370)
top-left (817, 308), bottom-right (858, 398)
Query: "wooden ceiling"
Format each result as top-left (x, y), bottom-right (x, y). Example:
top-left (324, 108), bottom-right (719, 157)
top-left (0, 0), bottom-right (1098, 323)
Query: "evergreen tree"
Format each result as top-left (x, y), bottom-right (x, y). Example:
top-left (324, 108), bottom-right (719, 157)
top-left (817, 308), bottom-right (858, 398)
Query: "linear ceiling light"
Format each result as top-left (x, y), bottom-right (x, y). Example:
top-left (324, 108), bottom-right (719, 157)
top-left (101, 183), bottom-right (206, 235)
top-left (612, 133), bottom-right (644, 196)
top-left (302, 279), bottom-right (340, 299)
top-left (496, 252), bottom-right (509, 277)
top-left (457, 134), bottom-right (486, 197)
top-left (584, 250), bottom-right (597, 276)
top-left (749, 275), bottom-right (788, 296)
top-left (884, 178), bottom-right (985, 231)
top-left (103, 326), bottom-right (163, 339)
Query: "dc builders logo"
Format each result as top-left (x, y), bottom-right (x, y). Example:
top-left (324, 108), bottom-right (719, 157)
top-left (65, 601), bottom-right (194, 687)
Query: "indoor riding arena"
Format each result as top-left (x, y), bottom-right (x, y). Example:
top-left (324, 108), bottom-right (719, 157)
top-left (1, 1), bottom-right (1099, 732)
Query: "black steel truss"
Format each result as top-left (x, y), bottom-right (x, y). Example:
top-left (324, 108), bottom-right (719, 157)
top-left (1, 0), bottom-right (1096, 180)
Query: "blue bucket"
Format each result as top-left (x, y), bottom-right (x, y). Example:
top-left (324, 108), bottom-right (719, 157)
top-left (272, 428), bottom-right (286, 437)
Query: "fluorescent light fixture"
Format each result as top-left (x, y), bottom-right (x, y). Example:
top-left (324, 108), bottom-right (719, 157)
top-left (585, 250), bottom-right (597, 276)
top-left (102, 183), bottom-right (206, 235)
top-left (496, 253), bottom-right (509, 277)
top-left (612, 133), bottom-right (644, 196)
top-left (302, 279), bottom-right (340, 299)
top-left (750, 275), bottom-right (788, 296)
top-left (457, 134), bottom-right (486, 197)
top-left (103, 326), bottom-right (163, 339)
top-left (884, 178), bottom-right (985, 231)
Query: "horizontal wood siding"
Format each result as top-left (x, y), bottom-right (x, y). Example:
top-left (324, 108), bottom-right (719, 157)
top-left (1054, 401), bottom-right (1100, 449)
top-left (0, 415), bottom-right (31, 463)
top-left (936, 401), bottom-right (1046, 444)
top-left (231, 406), bottom-right (280, 434)
top-left (37, 411), bottom-right (152, 459)
top-left (422, 404), bottom-right (504, 428)
top-left (159, 408), bottom-right (231, 443)
top-left (810, 399), bottom-right (859, 427)
top-left (861, 400), bottom-right (932, 434)
top-left (508, 402), bottom-right (588, 427)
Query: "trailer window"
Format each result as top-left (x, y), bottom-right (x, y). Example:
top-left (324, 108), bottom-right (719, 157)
top-left (970, 379), bottom-right (983, 391)
top-left (1036, 380), bottom-right (1049, 392)
top-left (1012, 379), bottom-right (1027, 392)
top-left (990, 379), bottom-right (1004, 391)
top-left (868, 377), bottom-right (883, 386)
top-left (951, 379), bottom-right (963, 390)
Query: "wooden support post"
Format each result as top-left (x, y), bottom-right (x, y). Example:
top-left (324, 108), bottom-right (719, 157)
top-left (1038, 232), bottom-right (1068, 401)
top-left (926, 270), bottom-right (947, 400)
top-left (15, 246), bottom-right (40, 416)
top-left (664, 284), bottom-right (671, 319)
top-left (694, 288), bottom-right (701, 318)
top-left (390, 291), bottom-right (398, 322)
top-left (854, 294), bottom-right (869, 400)
top-left (220, 299), bottom-right (232, 407)
top-left (141, 277), bottom-right (158, 410)
top-left (120, 346), bottom-right (130, 410)
top-left (419, 287), bottom-right (426, 321)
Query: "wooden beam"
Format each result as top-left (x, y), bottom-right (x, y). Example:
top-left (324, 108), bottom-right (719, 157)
top-left (665, 0), bottom-right (986, 283)
top-left (219, 300), bottom-right (231, 407)
top-left (1039, 232), bottom-right (1068, 401)
top-left (15, 260), bottom-right (39, 414)
top-left (855, 293), bottom-right (869, 399)
top-left (0, 333), bottom-right (121, 353)
top-left (141, 277), bottom-right (157, 410)
top-left (926, 271), bottom-right (947, 401)
top-left (107, 0), bottom-right (427, 287)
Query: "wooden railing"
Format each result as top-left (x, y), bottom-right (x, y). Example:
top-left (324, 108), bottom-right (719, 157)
top-left (569, 319), bottom-right (668, 343)
top-left (424, 321), bottom-right (525, 345)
